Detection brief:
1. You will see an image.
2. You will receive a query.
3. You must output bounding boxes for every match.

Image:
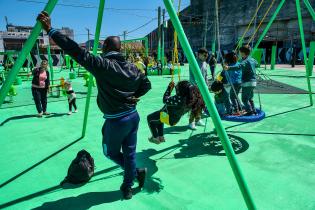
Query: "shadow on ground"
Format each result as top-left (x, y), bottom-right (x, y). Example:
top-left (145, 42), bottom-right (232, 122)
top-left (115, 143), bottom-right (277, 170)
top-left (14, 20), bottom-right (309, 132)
top-left (173, 133), bottom-right (249, 158)
top-left (164, 125), bottom-right (189, 134)
top-left (31, 190), bottom-right (126, 210)
top-left (0, 114), bottom-right (36, 126)
top-left (0, 149), bottom-right (164, 209)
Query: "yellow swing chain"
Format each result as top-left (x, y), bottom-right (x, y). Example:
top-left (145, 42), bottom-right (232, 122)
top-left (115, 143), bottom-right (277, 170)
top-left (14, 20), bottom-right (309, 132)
top-left (235, 0), bottom-right (265, 51)
top-left (247, 0), bottom-right (277, 45)
top-left (172, 0), bottom-right (182, 82)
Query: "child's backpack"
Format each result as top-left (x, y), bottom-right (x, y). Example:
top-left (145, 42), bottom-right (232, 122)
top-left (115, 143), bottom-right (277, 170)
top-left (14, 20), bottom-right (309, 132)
top-left (60, 150), bottom-right (95, 185)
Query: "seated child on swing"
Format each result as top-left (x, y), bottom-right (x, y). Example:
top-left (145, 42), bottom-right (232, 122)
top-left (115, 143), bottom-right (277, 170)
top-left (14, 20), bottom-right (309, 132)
top-left (147, 80), bottom-right (204, 144)
top-left (218, 52), bottom-right (242, 113)
top-left (210, 81), bottom-right (232, 116)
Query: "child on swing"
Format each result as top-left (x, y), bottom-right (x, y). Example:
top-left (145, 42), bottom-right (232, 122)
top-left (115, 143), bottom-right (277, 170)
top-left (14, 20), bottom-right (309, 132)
top-left (224, 45), bottom-right (258, 116)
top-left (210, 81), bottom-right (232, 116)
top-left (218, 52), bottom-right (242, 113)
top-left (147, 80), bottom-right (204, 144)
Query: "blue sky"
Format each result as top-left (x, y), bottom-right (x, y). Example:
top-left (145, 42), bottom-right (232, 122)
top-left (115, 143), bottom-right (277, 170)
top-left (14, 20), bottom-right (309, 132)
top-left (0, 0), bottom-right (190, 43)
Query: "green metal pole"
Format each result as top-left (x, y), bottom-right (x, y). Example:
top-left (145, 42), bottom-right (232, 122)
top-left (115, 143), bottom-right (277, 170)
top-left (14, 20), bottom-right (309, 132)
top-left (163, 0), bottom-right (257, 209)
top-left (308, 41), bottom-right (315, 76)
top-left (157, 7), bottom-right (161, 61)
top-left (303, 0), bottom-right (315, 21)
top-left (144, 36), bottom-right (149, 57)
top-left (271, 45), bottom-right (277, 70)
top-left (253, 0), bottom-right (286, 52)
top-left (47, 41), bottom-right (54, 85)
top-left (82, 0), bottom-right (106, 137)
top-left (0, 0), bottom-right (58, 107)
top-left (296, 0), bottom-right (313, 106)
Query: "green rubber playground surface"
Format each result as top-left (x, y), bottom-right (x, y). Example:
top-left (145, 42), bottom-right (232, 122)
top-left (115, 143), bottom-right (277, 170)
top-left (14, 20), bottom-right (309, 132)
top-left (0, 65), bottom-right (315, 210)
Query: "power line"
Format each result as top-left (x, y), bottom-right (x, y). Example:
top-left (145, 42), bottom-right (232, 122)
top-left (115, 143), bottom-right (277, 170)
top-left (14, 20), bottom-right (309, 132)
top-left (17, 0), bottom-right (156, 11)
top-left (126, 18), bottom-right (157, 35)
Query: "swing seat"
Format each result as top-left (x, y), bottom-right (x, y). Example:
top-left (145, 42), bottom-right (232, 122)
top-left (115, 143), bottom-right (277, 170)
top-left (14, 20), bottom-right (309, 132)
top-left (221, 109), bottom-right (265, 122)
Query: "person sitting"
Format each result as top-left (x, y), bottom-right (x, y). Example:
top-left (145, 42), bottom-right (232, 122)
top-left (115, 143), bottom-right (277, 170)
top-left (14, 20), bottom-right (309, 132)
top-left (147, 80), bottom-right (204, 144)
top-left (210, 81), bottom-right (232, 116)
top-left (224, 45), bottom-right (258, 116)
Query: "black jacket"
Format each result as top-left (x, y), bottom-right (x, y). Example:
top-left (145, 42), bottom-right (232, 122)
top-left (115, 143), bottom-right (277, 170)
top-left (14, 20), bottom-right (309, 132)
top-left (161, 85), bottom-right (189, 126)
top-left (31, 68), bottom-right (50, 89)
top-left (48, 29), bottom-right (151, 116)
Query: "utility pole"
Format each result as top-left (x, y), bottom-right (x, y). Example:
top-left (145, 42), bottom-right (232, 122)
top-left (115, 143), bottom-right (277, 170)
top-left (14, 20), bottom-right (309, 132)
top-left (203, 10), bottom-right (209, 48)
top-left (212, 5), bottom-right (216, 54)
top-left (85, 28), bottom-right (90, 51)
top-left (157, 6), bottom-right (161, 62)
top-left (123, 30), bottom-right (127, 57)
top-left (161, 8), bottom-right (165, 68)
top-left (215, 0), bottom-right (221, 62)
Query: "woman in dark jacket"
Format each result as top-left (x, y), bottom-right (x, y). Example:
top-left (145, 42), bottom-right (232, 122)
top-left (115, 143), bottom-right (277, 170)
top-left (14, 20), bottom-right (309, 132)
top-left (31, 60), bottom-right (50, 117)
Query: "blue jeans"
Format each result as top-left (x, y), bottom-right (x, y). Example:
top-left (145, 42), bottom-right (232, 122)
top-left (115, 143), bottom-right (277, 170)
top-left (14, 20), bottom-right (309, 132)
top-left (242, 86), bottom-right (255, 112)
top-left (102, 111), bottom-right (140, 187)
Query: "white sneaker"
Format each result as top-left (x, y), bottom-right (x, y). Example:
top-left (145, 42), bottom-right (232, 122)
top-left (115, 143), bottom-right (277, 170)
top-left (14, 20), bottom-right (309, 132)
top-left (74, 109), bottom-right (78, 113)
top-left (188, 122), bottom-right (197, 130)
top-left (196, 120), bottom-right (205, 127)
top-left (68, 111), bottom-right (72, 115)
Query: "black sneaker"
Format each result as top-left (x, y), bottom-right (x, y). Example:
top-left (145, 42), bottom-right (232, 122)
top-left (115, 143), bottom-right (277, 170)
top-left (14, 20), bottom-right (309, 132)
top-left (120, 185), bottom-right (133, 200)
top-left (136, 168), bottom-right (147, 189)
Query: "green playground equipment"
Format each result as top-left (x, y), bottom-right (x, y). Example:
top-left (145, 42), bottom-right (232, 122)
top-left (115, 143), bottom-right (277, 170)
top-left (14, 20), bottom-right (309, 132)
top-left (121, 37), bottom-right (149, 57)
top-left (164, 0), bottom-right (256, 209)
top-left (81, 0), bottom-right (106, 137)
top-left (308, 41), bottom-right (314, 76)
top-left (0, 0), bottom-right (58, 106)
top-left (0, 1), bottom-right (313, 209)
top-left (252, 0), bottom-right (313, 106)
top-left (251, 48), bottom-right (264, 67)
top-left (271, 45), bottom-right (277, 70)
top-left (0, 51), bottom-right (32, 83)
top-left (64, 54), bottom-right (78, 69)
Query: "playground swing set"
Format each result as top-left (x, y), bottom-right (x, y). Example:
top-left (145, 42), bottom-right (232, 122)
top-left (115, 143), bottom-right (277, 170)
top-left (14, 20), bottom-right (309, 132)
top-left (0, 0), bottom-right (313, 209)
